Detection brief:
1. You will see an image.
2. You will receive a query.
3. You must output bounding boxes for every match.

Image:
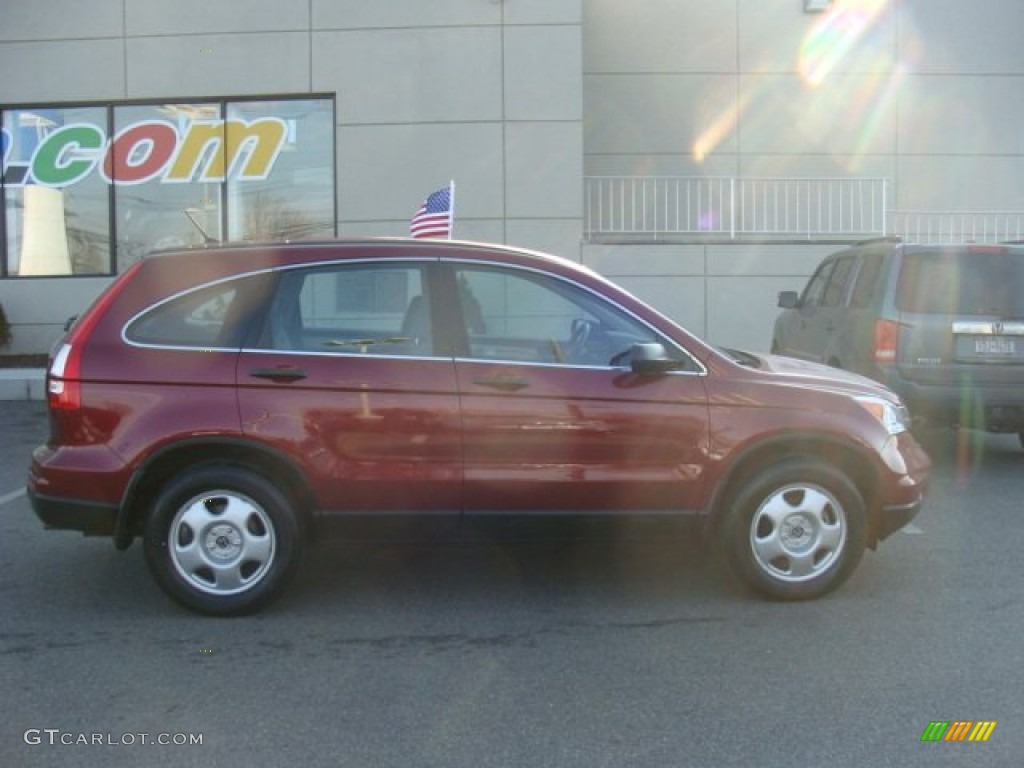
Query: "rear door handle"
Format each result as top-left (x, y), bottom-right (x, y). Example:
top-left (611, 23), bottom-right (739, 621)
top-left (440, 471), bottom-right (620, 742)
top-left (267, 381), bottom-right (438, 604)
top-left (473, 375), bottom-right (529, 392)
top-left (250, 366), bottom-right (307, 382)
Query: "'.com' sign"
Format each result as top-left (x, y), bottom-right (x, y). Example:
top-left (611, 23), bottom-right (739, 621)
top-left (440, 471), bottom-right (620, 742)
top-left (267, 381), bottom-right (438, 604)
top-left (1, 117), bottom-right (287, 188)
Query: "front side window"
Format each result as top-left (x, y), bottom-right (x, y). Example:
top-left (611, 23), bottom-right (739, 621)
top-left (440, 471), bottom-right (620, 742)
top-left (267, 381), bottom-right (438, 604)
top-left (801, 261), bottom-right (835, 308)
top-left (453, 265), bottom-right (683, 368)
top-left (261, 263), bottom-right (435, 357)
top-left (822, 257), bottom-right (855, 307)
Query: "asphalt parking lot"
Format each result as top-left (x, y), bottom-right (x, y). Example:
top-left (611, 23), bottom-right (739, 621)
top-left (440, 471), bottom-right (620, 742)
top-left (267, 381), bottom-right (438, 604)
top-left (2, 401), bottom-right (1023, 767)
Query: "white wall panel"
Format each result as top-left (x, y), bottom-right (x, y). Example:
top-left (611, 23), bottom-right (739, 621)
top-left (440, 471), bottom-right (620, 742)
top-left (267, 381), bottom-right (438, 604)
top-left (738, 74), bottom-right (897, 156)
top-left (337, 123), bottom-right (504, 222)
top-left (898, 76), bottom-right (1024, 155)
top-left (584, 0), bottom-right (736, 74)
top-left (126, 0), bottom-right (309, 35)
top-left (504, 0), bottom-right (581, 26)
top-left (585, 75), bottom-right (738, 157)
top-left (738, 0), bottom-right (896, 74)
top-left (312, 0), bottom-right (499, 30)
top-left (125, 33), bottom-right (309, 97)
top-left (896, 156), bottom-right (1024, 211)
top-left (314, 28), bottom-right (502, 124)
top-left (0, 0), bottom-right (123, 41)
top-left (504, 26), bottom-right (582, 121)
top-left (505, 122), bottom-right (583, 219)
top-left (900, 0), bottom-right (1024, 74)
top-left (0, 40), bottom-right (125, 102)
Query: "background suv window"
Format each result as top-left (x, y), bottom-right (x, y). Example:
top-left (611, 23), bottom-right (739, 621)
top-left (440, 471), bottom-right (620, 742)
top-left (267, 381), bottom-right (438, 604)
top-left (262, 263), bottom-right (434, 356)
top-left (849, 254), bottom-right (882, 309)
top-left (822, 256), bottom-right (856, 308)
top-left (896, 250), bottom-right (1024, 315)
top-left (801, 262), bottom-right (834, 308)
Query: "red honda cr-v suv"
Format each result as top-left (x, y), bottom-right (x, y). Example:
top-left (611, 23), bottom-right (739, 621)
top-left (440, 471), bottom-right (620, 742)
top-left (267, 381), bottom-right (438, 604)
top-left (29, 239), bottom-right (930, 615)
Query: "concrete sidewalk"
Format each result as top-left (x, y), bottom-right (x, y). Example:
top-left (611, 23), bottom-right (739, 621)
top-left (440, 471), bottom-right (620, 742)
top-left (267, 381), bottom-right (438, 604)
top-left (0, 369), bottom-right (45, 401)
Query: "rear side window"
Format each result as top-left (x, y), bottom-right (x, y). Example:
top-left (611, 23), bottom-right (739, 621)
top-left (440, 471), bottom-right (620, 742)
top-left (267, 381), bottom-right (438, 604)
top-left (896, 250), bottom-right (1024, 315)
top-left (260, 263), bottom-right (436, 356)
top-left (125, 275), bottom-right (269, 348)
top-left (849, 254), bottom-right (882, 309)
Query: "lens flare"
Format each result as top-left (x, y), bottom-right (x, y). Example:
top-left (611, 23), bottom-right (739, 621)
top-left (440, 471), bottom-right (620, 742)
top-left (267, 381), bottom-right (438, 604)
top-left (800, 0), bottom-right (889, 86)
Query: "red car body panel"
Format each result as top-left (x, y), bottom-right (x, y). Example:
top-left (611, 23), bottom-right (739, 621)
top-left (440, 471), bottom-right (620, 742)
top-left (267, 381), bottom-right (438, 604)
top-left (28, 239), bottom-right (930, 555)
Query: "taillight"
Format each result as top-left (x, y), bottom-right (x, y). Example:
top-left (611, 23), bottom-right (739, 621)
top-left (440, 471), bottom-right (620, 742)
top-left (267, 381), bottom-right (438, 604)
top-left (873, 319), bottom-right (899, 363)
top-left (47, 342), bottom-right (79, 410)
top-left (46, 261), bottom-right (143, 413)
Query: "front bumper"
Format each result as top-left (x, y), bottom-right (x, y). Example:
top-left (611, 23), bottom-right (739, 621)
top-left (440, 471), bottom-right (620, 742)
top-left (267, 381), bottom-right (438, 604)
top-left (870, 430), bottom-right (930, 546)
top-left (874, 496), bottom-right (924, 542)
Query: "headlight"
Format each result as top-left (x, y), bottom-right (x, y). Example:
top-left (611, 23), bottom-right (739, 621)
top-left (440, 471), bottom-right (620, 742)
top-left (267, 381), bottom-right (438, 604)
top-left (854, 396), bottom-right (909, 435)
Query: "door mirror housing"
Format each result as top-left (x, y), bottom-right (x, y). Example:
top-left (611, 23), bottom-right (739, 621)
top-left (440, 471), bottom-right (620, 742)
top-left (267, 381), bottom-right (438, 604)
top-left (777, 290), bottom-right (800, 309)
top-left (629, 343), bottom-right (683, 375)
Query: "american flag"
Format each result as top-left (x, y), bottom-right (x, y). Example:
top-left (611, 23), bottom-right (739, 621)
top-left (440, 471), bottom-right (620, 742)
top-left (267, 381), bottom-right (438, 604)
top-left (410, 183), bottom-right (454, 239)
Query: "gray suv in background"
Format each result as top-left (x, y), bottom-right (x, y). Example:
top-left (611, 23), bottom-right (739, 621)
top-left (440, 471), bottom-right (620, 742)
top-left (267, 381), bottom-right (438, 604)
top-left (772, 239), bottom-right (1024, 446)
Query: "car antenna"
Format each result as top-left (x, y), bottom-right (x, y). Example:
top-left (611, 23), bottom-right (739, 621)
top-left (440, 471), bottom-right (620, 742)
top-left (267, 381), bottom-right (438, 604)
top-left (183, 208), bottom-right (218, 244)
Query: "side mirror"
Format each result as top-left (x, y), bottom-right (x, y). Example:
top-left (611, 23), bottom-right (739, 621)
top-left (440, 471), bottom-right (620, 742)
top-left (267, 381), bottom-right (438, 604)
top-left (629, 343), bottom-right (683, 375)
top-left (777, 290), bottom-right (800, 309)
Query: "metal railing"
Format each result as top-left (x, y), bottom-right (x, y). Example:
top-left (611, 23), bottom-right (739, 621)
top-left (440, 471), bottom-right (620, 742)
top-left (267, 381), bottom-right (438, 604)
top-left (889, 211), bottom-right (1024, 244)
top-left (584, 176), bottom-right (889, 241)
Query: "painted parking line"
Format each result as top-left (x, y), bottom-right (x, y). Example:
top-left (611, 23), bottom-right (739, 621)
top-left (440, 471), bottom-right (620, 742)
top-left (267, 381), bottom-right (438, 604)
top-left (0, 488), bottom-right (26, 506)
top-left (901, 523), bottom-right (924, 534)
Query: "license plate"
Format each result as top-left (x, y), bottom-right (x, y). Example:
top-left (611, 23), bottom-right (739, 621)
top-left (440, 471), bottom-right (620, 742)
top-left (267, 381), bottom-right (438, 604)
top-left (974, 336), bottom-right (1017, 356)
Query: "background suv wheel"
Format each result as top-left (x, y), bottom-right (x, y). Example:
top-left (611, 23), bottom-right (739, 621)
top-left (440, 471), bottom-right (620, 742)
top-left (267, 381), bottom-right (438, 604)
top-left (143, 465), bottom-right (304, 616)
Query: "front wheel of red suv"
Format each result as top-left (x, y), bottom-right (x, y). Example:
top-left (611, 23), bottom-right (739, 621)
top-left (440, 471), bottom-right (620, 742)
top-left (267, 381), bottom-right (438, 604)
top-left (143, 465), bottom-right (304, 616)
top-left (721, 459), bottom-right (866, 601)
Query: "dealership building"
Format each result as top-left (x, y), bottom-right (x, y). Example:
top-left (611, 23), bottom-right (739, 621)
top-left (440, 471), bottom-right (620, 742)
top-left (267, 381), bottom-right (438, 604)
top-left (2, 0), bottom-right (1023, 355)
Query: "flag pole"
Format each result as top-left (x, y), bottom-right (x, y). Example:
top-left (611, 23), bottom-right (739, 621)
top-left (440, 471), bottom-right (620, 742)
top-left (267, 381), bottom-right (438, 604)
top-left (448, 179), bottom-right (456, 240)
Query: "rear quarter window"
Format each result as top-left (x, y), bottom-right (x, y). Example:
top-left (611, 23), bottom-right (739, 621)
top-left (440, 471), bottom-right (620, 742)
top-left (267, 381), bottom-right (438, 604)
top-left (125, 275), bottom-right (270, 348)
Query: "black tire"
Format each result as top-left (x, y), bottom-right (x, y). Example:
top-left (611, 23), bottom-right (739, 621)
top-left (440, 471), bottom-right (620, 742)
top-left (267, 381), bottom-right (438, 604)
top-left (143, 465), bottom-right (303, 616)
top-left (1018, 432), bottom-right (1024, 451)
top-left (721, 458), bottom-right (866, 601)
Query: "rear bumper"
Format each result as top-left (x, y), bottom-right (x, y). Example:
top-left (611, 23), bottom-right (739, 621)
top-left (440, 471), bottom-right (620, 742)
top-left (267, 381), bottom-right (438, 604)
top-left (28, 442), bottom-right (128, 537)
top-left (28, 488), bottom-right (117, 536)
top-left (878, 369), bottom-right (1024, 431)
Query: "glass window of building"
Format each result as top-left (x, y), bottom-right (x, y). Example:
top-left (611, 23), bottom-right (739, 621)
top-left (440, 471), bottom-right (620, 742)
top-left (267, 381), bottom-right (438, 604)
top-left (226, 98), bottom-right (334, 243)
top-left (2, 95), bottom-right (336, 278)
top-left (2, 106), bottom-right (112, 276)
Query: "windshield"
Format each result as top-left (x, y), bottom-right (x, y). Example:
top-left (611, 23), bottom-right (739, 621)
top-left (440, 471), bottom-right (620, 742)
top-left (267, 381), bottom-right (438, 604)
top-left (896, 249), bottom-right (1024, 316)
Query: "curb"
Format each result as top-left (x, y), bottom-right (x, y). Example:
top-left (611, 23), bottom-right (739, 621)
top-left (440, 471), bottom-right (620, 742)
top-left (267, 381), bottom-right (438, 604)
top-left (0, 369), bottom-right (45, 401)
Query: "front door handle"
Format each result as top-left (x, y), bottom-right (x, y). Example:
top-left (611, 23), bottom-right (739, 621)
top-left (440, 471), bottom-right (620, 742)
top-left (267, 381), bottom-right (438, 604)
top-left (473, 375), bottom-right (529, 392)
top-left (250, 366), bottom-right (307, 382)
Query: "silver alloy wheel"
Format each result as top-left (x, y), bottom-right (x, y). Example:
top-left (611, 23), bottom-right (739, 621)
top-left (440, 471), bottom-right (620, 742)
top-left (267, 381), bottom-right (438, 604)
top-left (169, 490), bottom-right (276, 596)
top-left (749, 482), bottom-right (847, 583)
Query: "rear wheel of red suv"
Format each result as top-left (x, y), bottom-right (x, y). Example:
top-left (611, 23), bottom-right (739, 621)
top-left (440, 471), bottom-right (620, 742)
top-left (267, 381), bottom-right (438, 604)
top-left (143, 465), bottom-right (304, 616)
top-left (722, 459), bottom-right (866, 600)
